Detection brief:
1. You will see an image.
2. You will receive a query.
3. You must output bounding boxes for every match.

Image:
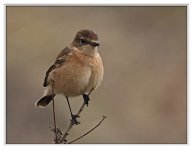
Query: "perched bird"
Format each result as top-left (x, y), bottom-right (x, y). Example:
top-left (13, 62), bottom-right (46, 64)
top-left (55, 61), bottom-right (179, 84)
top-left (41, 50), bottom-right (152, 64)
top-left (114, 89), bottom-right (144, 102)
top-left (35, 30), bottom-right (104, 124)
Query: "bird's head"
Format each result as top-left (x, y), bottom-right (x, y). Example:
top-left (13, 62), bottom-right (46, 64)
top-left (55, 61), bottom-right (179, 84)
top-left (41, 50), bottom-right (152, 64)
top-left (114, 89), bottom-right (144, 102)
top-left (72, 30), bottom-right (100, 56)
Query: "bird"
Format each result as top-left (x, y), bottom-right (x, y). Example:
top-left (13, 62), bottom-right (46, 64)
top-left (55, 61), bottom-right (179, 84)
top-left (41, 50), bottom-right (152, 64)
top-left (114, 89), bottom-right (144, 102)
top-left (35, 29), bottom-right (104, 125)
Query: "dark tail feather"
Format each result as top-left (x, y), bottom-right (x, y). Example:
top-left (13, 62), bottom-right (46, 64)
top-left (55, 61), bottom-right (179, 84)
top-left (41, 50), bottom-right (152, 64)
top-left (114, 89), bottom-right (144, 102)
top-left (35, 95), bottom-right (55, 108)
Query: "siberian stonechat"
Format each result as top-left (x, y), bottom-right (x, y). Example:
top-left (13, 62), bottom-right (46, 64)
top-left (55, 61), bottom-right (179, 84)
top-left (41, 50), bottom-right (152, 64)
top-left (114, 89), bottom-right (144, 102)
top-left (35, 30), bottom-right (104, 124)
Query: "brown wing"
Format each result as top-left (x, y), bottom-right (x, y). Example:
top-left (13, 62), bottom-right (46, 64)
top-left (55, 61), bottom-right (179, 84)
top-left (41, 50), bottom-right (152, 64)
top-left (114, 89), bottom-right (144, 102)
top-left (43, 47), bottom-right (72, 87)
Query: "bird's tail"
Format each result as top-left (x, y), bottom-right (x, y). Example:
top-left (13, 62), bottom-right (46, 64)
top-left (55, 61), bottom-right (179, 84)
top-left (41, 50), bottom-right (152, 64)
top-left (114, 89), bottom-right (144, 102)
top-left (35, 95), bottom-right (55, 108)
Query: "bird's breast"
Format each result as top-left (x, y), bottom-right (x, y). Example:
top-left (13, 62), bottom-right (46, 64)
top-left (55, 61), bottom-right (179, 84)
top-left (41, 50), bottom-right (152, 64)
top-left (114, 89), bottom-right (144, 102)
top-left (49, 51), bottom-right (103, 97)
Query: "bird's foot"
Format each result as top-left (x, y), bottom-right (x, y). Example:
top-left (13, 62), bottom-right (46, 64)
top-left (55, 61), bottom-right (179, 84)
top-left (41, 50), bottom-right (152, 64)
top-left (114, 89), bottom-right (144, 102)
top-left (83, 94), bottom-right (90, 107)
top-left (71, 114), bottom-right (80, 125)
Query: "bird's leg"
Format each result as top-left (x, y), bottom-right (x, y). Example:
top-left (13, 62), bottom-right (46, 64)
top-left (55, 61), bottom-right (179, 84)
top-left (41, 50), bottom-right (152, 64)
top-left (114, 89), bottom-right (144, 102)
top-left (82, 89), bottom-right (94, 107)
top-left (83, 94), bottom-right (90, 106)
top-left (65, 96), bottom-right (80, 125)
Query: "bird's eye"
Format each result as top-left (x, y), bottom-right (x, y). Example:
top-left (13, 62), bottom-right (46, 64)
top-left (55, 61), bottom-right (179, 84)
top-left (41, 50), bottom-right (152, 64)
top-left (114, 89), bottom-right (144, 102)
top-left (80, 39), bottom-right (86, 44)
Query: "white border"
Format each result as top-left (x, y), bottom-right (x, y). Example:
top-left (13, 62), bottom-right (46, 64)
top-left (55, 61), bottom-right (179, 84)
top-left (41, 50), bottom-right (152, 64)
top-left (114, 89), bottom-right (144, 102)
top-left (1, 0), bottom-right (191, 5)
top-left (0, 0), bottom-right (6, 148)
top-left (0, 0), bottom-right (191, 150)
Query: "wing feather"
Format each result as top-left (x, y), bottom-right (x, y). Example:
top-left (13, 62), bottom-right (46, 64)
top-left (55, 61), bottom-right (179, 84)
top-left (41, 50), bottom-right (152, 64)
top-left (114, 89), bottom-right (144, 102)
top-left (43, 47), bottom-right (72, 87)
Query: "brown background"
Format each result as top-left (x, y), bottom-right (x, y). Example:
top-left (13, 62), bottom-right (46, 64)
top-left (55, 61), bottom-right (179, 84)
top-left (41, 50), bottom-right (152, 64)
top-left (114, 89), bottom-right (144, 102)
top-left (6, 6), bottom-right (187, 144)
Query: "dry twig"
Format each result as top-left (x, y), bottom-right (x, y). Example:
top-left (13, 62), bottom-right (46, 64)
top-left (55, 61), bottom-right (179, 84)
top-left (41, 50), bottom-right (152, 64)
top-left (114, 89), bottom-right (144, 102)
top-left (50, 76), bottom-right (106, 144)
top-left (51, 77), bottom-right (58, 144)
top-left (68, 115), bottom-right (106, 144)
top-left (58, 102), bottom-right (86, 143)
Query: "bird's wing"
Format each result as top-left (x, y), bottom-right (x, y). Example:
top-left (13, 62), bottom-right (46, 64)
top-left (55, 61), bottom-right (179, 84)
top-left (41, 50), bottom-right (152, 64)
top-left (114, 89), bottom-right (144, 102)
top-left (43, 47), bottom-right (72, 87)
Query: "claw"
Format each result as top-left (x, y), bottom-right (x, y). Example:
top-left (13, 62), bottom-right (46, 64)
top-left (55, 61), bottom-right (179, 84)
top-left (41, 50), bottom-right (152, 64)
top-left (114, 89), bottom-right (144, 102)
top-left (83, 94), bottom-right (90, 106)
top-left (71, 114), bottom-right (80, 125)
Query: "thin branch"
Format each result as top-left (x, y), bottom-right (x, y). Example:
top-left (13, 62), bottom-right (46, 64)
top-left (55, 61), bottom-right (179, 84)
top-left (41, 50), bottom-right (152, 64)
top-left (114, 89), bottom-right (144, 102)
top-left (68, 115), bottom-right (106, 144)
top-left (50, 80), bottom-right (105, 144)
top-left (51, 77), bottom-right (58, 144)
top-left (58, 102), bottom-right (86, 143)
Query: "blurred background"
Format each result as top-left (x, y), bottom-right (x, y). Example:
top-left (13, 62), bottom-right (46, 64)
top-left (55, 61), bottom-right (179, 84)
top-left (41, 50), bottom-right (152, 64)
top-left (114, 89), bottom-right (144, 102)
top-left (6, 6), bottom-right (187, 144)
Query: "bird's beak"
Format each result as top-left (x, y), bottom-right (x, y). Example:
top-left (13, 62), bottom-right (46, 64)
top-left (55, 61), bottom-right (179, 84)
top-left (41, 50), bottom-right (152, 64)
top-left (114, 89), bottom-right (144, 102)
top-left (90, 41), bottom-right (100, 47)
